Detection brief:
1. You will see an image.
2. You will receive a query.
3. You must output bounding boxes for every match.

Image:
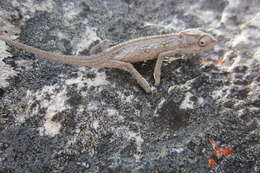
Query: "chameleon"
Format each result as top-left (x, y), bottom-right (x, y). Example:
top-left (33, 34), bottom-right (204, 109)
top-left (0, 29), bottom-right (217, 93)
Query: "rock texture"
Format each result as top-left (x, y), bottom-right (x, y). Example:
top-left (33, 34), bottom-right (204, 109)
top-left (0, 0), bottom-right (259, 172)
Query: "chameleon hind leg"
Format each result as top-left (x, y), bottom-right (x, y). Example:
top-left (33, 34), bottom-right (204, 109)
top-left (101, 60), bottom-right (151, 93)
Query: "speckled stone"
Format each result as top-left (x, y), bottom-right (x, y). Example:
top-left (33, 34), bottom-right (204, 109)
top-left (0, 0), bottom-right (259, 173)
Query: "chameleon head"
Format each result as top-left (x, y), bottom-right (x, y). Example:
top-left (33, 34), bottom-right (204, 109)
top-left (179, 29), bottom-right (217, 54)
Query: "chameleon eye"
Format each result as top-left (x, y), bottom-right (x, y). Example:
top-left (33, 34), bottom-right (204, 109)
top-left (198, 35), bottom-right (217, 47)
top-left (199, 40), bottom-right (205, 46)
top-left (198, 37), bottom-right (207, 47)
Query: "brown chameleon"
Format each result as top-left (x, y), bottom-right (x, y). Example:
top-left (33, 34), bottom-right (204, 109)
top-left (0, 29), bottom-right (217, 93)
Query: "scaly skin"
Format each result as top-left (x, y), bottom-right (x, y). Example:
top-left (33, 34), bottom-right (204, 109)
top-left (0, 29), bottom-right (217, 93)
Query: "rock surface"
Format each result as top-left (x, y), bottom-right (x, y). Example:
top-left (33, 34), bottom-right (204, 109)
top-left (0, 0), bottom-right (259, 172)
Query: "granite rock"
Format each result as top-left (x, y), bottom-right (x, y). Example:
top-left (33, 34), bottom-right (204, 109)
top-left (0, 0), bottom-right (259, 172)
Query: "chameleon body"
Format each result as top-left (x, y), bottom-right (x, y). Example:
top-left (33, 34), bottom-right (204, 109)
top-left (0, 29), bottom-right (217, 93)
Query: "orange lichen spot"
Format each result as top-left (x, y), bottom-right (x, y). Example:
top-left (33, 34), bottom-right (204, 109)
top-left (208, 140), bottom-right (234, 168)
top-left (219, 146), bottom-right (233, 157)
top-left (208, 158), bottom-right (216, 168)
top-left (210, 140), bottom-right (218, 148)
top-left (201, 58), bottom-right (210, 64)
top-left (213, 146), bottom-right (234, 157)
top-left (215, 149), bottom-right (223, 157)
top-left (216, 58), bottom-right (224, 65)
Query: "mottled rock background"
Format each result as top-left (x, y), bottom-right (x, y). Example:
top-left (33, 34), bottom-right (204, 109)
top-left (0, 0), bottom-right (259, 172)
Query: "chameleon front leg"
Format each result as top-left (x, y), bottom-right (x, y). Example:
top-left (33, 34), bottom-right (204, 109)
top-left (102, 60), bottom-right (151, 93)
top-left (154, 50), bottom-right (180, 86)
